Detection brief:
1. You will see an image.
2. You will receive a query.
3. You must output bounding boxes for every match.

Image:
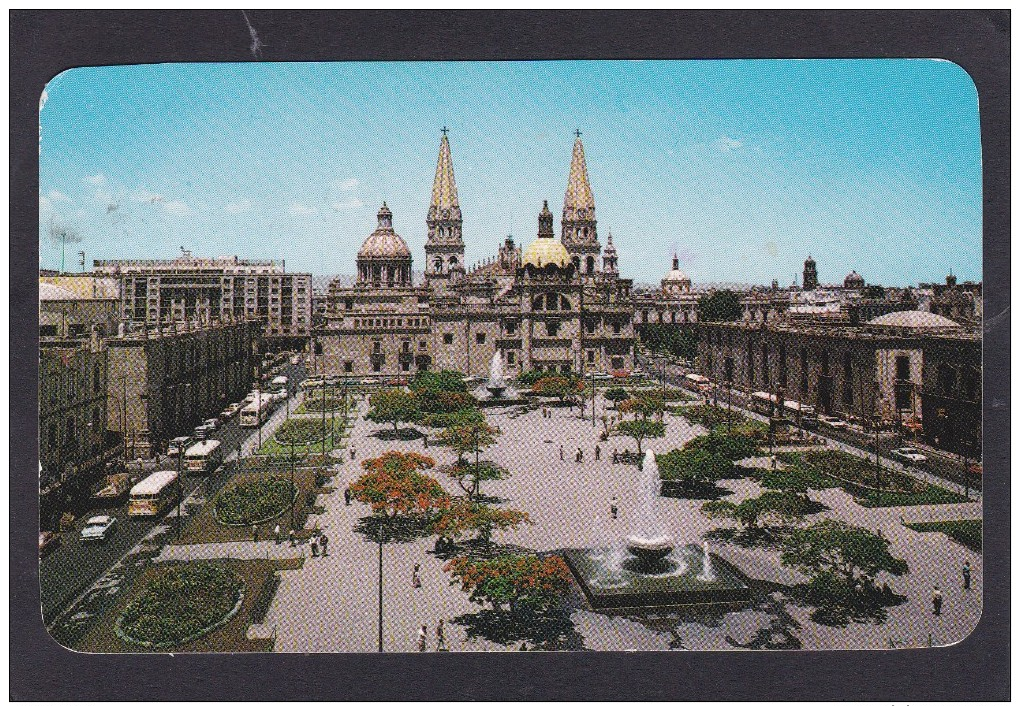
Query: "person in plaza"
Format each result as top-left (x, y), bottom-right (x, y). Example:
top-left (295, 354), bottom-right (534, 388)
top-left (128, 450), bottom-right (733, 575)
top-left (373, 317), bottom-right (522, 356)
top-left (962, 561), bottom-right (972, 590)
top-left (274, 523), bottom-right (281, 544)
top-left (576, 447), bottom-right (583, 463)
top-left (252, 524), bottom-right (258, 542)
top-left (417, 624), bottom-right (427, 652)
top-left (612, 448), bottom-right (618, 464)
top-left (595, 445), bottom-right (601, 461)
top-left (610, 496), bottom-right (618, 520)
top-left (321, 534), bottom-right (329, 556)
top-left (344, 487), bottom-right (352, 506)
top-left (350, 446), bottom-right (356, 460)
top-left (412, 563), bottom-right (422, 589)
top-left (289, 528), bottom-right (296, 547)
top-left (423, 435), bottom-right (428, 448)
top-left (559, 445), bottom-right (564, 461)
top-left (435, 619), bottom-right (447, 651)
top-left (932, 586), bottom-right (943, 616)
top-left (310, 534), bottom-right (319, 556)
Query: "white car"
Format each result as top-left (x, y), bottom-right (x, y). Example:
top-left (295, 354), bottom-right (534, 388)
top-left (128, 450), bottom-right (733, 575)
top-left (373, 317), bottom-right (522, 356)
top-left (891, 447), bottom-right (928, 465)
top-left (80, 515), bottom-right (117, 542)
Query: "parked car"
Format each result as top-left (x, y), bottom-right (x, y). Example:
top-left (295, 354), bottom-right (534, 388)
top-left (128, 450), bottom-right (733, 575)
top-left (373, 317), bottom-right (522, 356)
top-left (204, 417), bottom-right (222, 431)
top-left (80, 515), bottom-right (118, 542)
top-left (817, 414), bottom-right (848, 430)
top-left (891, 447), bottom-right (928, 465)
top-left (167, 436), bottom-right (194, 457)
top-left (39, 530), bottom-right (61, 557)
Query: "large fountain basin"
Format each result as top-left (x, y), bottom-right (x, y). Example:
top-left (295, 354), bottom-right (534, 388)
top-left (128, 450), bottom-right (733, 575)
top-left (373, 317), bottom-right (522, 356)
top-left (626, 535), bottom-right (675, 565)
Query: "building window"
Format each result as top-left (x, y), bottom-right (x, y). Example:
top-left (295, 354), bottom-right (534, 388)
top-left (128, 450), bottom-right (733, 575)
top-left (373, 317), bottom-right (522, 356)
top-left (344, 361), bottom-right (353, 373)
top-left (476, 332), bottom-right (486, 344)
top-left (587, 350), bottom-right (595, 363)
top-left (443, 333), bottom-right (454, 345)
top-left (419, 340), bottom-right (427, 351)
top-left (546, 321), bottom-right (560, 337)
top-left (895, 355), bottom-right (911, 381)
top-left (724, 357), bottom-right (734, 383)
top-left (612, 321), bottom-right (621, 335)
top-left (372, 341), bottom-right (382, 355)
top-left (504, 320), bottom-right (517, 335)
top-left (507, 351), bottom-right (515, 365)
top-left (402, 340), bottom-right (411, 354)
top-left (372, 359), bottom-right (381, 373)
top-left (585, 319), bottom-right (595, 334)
top-left (401, 361), bottom-right (410, 372)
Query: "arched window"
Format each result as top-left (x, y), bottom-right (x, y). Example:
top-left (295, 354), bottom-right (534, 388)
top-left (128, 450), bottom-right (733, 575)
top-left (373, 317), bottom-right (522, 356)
top-left (532, 296), bottom-right (544, 311)
top-left (572, 256), bottom-right (580, 270)
top-left (586, 256), bottom-right (595, 273)
top-left (560, 295), bottom-right (571, 311)
top-left (449, 256), bottom-right (458, 267)
top-left (434, 258), bottom-right (442, 272)
top-left (546, 293), bottom-right (558, 311)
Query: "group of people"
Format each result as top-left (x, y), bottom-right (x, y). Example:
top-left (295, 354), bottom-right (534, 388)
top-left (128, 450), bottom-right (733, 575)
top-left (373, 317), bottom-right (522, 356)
top-left (309, 531), bottom-right (329, 557)
top-left (558, 444), bottom-right (605, 463)
top-left (416, 620), bottom-right (447, 652)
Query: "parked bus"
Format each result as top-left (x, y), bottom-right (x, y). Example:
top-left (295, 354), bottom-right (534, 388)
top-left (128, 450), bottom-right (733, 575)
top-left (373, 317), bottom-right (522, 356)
top-left (127, 470), bottom-right (180, 518)
top-left (239, 393), bottom-right (273, 427)
top-left (270, 375), bottom-right (289, 391)
top-left (684, 373), bottom-right (713, 393)
top-left (184, 439), bottom-right (223, 475)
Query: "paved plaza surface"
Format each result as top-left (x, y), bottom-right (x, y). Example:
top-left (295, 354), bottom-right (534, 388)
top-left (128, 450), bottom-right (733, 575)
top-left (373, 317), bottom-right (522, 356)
top-left (258, 390), bottom-right (982, 652)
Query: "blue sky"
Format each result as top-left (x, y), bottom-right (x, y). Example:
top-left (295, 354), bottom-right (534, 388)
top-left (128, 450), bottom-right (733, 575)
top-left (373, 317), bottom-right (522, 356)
top-left (39, 60), bottom-right (981, 286)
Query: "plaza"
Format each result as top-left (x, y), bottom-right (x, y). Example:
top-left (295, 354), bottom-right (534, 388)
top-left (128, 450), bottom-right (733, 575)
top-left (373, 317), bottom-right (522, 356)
top-left (256, 382), bottom-right (982, 652)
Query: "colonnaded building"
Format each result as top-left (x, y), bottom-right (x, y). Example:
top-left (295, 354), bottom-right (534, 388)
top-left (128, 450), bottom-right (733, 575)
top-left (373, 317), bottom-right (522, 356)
top-left (316, 133), bottom-right (696, 378)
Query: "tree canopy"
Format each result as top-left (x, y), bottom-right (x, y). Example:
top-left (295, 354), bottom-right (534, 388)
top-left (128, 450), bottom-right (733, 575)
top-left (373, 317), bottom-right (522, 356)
top-left (614, 419), bottom-right (666, 457)
top-left (366, 389), bottom-right (420, 432)
top-left (437, 420), bottom-right (504, 499)
top-left (637, 324), bottom-right (699, 360)
top-left (697, 290), bottom-right (743, 322)
top-left (409, 369), bottom-right (468, 394)
top-left (781, 519), bottom-right (908, 594)
top-left (348, 451), bottom-right (448, 518)
top-left (702, 490), bottom-right (814, 533)
top-left (444, 554), bottom-right (573, 613)
top-left (431, 498), bottom-right (531, 545)
top-left (604, 386), bottom-right (630, 408)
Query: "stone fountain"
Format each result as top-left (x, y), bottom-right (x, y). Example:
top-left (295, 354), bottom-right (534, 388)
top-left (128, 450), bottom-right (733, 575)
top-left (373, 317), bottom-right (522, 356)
top-left (471, 353), bottom-right (522, 406)
top-left (563, 451), bottom-right (752, 609)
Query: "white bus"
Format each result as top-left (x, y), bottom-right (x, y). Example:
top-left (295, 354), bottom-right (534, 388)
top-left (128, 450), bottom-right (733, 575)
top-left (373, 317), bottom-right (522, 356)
top-left (684, 373), bottom-right (713, 392)
top-left (270, 375), bottom-right (289, 390)
top-left (184, 439), bottom-right (223, 474)
top-left (128, 470), bottom-right (180, 518)
top-left (239, 394), bottom-right (273, 427)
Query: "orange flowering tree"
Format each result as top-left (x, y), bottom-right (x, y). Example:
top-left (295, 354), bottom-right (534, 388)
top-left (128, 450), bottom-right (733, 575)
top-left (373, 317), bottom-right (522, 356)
top-left (444, 553), bottom-right (573, 612)
top-left (348, 451), bottom-right (449, 519)
top-left (431, 498), bottom-right (532, 546)
top-left (531, 376), bottom-right (583, 407)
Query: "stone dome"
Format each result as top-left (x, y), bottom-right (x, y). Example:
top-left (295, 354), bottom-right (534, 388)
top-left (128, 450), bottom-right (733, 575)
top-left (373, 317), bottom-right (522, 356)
top-left (358, 203), bottom-right (411, 260)
top-left (663, 254), bottom-right (691, 283)
top-left (522, 237), bottom-right (571, 269)
top-left (844, 270), bottom-right (865, 288)
top-left (866, 310), bottom-right (961, 330)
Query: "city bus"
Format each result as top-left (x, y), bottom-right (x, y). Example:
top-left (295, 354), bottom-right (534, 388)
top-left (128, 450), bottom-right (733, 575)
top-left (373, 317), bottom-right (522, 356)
top-left (270, 375), bottom-right (289, 391)
top-left (127, 470), bottom-right (180, 518)
top-left (239, 394), bottom-right (273, 427)
top-left (184, 439), bottom-right (223, 475)
top-left (684, 373), bottom-right (713, 393)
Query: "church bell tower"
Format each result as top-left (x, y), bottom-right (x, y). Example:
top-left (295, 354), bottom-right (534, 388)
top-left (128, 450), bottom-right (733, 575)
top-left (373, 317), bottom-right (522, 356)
top-left (561, 131), bottom-right (601, 277)
top-left (425, 128), bottom-right (465, 285)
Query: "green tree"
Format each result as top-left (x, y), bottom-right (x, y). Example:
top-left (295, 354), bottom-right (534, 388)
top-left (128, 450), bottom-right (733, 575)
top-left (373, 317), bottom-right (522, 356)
top-left (604, 386), bottom-right (630, 410)
top-left (420, 406), bottom-right (486, 429)
top-left (410, 369), bottom-right (468, 394)
top-left (657, 448), bottom-right (734, 492)
top-left (781, 519), bottom-right (908, 595)
top-left (697, 290), bottom-right (743, 322)
top-left (437, 421), bottom-right (504, 499)
top-left (532, 376), bottom-right (583, 407)
top-left (614, 419), bottom-right (666, 458)
top-left (366, 389), bottom-right (420, 433)
top-left (702, 490), bottom-right (813, 534)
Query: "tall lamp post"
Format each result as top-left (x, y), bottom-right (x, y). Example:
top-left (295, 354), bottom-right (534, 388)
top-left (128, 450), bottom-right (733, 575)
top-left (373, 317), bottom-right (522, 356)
top-left (377, 522), bottom-right (384, 652)
top-left (591, 368), bottom-right (596, 429)
top-left (288, 439), bottom-right (297, 529)
top-left (176, 383), bottom-right (191, 539)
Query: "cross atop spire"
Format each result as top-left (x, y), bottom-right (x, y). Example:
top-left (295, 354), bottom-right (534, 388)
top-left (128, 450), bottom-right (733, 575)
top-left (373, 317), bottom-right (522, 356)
top-left (441, 126), bottom-right (449, 135)
top-left (574, 128), bottom-right (582, 138)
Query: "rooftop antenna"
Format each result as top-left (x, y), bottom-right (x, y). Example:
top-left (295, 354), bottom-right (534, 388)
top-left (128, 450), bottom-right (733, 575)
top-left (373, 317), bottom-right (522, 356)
top-left (78, 250), bottom-right (86, 273)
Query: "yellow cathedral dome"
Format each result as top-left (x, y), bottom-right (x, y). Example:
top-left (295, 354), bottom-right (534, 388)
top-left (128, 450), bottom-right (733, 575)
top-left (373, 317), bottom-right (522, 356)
top-left (522, 237), bottom-right (571, 269)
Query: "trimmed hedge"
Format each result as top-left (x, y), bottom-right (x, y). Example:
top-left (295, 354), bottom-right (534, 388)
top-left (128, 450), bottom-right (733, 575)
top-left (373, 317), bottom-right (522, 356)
top-left (117, 563), bottom-right (243, 647)
top-left (214, 475), bottom-right (297, 526)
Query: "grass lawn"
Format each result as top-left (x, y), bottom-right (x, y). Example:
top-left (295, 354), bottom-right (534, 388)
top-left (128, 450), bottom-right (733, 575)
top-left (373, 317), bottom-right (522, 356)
top-left (176, 469), bottom-right (321, 544)
top-left (906, 519), bottom-right (982, 552)
top-left (294, 394), bottom-right (349, 415)
top-left (776, 450), bottom-right (967, 508)
top-left (74, 557), bottom-right (301, 653)
top-left (256, 417), bottom-right (346, 457)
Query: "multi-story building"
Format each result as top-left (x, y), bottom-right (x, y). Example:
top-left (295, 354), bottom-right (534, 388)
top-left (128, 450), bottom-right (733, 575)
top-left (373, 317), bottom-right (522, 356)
top-left (106, 318), bottom-right (261, 459)
top-left (696, 310), bottom-right (980, 453)
top-left (93, 255), bottom-right (312, 350)
top-left (316, 133), bottom-right (640, 378)
top-left (39, 274), bottom-right (121, 340)
top-left (39, 335), bottom-right (115, 523)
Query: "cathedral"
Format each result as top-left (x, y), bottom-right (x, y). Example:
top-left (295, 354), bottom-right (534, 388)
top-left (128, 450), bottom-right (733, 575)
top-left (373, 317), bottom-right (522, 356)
top-left (316, 132), bottom-right (686, 379)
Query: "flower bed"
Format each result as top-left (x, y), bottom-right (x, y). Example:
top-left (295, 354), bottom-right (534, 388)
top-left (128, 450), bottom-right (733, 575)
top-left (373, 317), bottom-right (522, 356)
top-left (295, 394), bottom-right (345, 414)
top-left (116, 563), bottom-right (243, 648)
top-left (275, 418), bottom-right (331, 445)
top-left (213, 475), bottom-right (297, 526)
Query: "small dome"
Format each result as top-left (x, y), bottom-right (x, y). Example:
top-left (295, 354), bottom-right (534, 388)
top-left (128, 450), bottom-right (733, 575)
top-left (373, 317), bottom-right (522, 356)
top-left (664, 268), bottom-right (690, 282)
top-left (522, 237), bottom-right (571, 269)
top-left (866, 310), bottom-right (961, 329)
top-left (844, 270), bottom-right (865, 288)
top-left (358, 203), bottom-right (411, 259)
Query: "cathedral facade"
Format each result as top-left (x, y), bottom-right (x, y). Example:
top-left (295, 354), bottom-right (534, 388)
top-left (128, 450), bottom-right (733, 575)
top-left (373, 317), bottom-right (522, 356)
top-left (315, 133), bottom-right (654, 379)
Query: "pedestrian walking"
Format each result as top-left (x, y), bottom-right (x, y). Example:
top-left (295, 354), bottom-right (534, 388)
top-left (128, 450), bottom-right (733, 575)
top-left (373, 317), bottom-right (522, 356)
top-left (274, 524), bottom-right (281, 544)
top-left (559, 445), bottom-right (564, 461)
top-left (320, 534), bottom-right (329, 556)
top-left (289, 528), bottom-right (296, 547)
top-left (577, 447), bottom-right (583, 463)
top-left (412, 563), bottom-right (422, 589)
top-left (344, 488), bottom-right (352, 506)
top-left (417, 624), bottom-right (427, 652)
top-left (350, 446), bottom-right (356, 460)
top-left (310, 535), bottom-right (320, 557)
top-left (612, 448), bottom-right (618, 464)
top-left (962, 561), bottom-right (972, 591)
top-left (423, 435), bottom-right (429, 448)
top-left (436, 619), bottom-right (447, 651)
top-left (252, 524), bottom-right (258, 542)
top-left (595, 445), bottom-right (601, 461)
top-left (932, 586), bottom-right (943, 616)
top-left (610, 496), bottom-right (618, 520)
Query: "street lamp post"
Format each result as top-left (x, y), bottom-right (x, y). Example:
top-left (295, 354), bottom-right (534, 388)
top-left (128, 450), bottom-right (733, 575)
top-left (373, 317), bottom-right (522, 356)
top-left (289, 440), bottom-right (296, 529)
top-left (591, 368), bottom-right (596, 429)
top-left (377, 522), bottom-right (384, 652)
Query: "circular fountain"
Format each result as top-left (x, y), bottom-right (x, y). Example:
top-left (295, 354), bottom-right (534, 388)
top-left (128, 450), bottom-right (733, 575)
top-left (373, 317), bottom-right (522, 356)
top-left (472, 353), bottom-right (522, 406)
top-left (486, 352), bottom-right (506, 398)
top-left (625, 451), bottom-right (676, 568)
